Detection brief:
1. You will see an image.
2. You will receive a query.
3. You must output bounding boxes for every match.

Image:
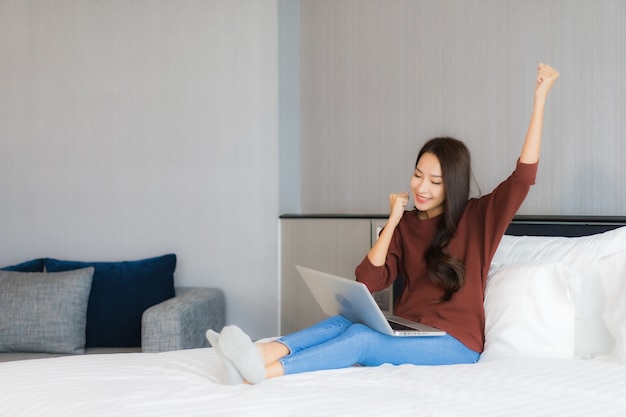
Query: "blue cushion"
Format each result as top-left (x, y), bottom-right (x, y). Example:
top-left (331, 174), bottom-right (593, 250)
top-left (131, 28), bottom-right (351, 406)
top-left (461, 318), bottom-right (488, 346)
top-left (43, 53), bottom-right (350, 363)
top-left (1, 258), bottom-right (46, 272)
top-left (44, 254), bottom-right (176, 348)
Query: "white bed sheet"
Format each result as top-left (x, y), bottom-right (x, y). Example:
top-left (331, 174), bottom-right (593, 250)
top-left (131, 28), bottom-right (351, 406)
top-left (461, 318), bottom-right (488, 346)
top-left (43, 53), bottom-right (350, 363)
top-left (0, 348), bottom-right (625, 417)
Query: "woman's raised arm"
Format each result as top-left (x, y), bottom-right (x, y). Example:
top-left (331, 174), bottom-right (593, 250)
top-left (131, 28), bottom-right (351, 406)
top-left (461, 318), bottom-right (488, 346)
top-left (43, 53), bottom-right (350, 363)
top-left (519, 63), bottom-right (560, 164)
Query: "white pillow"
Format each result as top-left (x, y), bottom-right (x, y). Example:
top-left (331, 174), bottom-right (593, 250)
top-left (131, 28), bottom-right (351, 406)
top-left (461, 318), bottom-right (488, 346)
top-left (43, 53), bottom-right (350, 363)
top-left (493, 226), bottom-right (626, 268)
top-left (482, 261), bottom-right (576, 361)
top-left (491, 226), bottom-right (626, 358)
top-left (600, 249), bottom-right (626, 364)
top-left (570, 261), bottom-right (615, 357)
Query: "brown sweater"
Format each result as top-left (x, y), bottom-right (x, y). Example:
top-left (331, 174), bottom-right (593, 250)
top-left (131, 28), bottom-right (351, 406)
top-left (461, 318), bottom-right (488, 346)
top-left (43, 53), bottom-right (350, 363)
top-left (355, 160), bottom-right (538, 353)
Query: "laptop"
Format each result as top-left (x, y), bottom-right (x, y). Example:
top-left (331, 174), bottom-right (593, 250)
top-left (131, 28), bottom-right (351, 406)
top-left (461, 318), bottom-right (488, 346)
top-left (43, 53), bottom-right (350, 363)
top-left (296, 265), bottom-right (446, 337)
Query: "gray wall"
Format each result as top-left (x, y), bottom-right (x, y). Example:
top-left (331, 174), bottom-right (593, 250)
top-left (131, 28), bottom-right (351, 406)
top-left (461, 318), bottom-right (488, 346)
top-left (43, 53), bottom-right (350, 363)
top-left (290, 0), bottom-right (626, 216)
top-left (0, 0), bottom-right (279, 340)
top-left (279, 0), bottom-right (301, 214)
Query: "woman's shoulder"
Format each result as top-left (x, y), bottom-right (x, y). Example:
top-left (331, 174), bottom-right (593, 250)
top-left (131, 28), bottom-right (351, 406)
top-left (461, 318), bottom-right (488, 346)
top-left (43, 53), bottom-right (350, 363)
top-left (459, 160), bottom-right (538, 226)
top-left (468, 159), bottom-right (539, 204)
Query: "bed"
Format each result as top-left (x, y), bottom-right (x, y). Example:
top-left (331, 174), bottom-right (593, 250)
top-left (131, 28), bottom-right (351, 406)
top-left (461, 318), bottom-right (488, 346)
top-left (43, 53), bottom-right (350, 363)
top-left (1, 216), bottom-right (626, 417)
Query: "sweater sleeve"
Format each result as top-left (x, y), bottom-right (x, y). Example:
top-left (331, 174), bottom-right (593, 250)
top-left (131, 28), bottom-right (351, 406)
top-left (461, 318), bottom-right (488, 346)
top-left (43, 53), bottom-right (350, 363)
top-left (472, 159), bottom-right (538, 264)
top-left (355, 223), bottom-right (404, 293)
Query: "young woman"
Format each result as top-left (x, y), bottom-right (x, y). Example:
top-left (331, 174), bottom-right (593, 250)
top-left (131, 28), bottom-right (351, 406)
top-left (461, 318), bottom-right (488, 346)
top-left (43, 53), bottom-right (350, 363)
top-left (207, 63), bottom-right (560, 385)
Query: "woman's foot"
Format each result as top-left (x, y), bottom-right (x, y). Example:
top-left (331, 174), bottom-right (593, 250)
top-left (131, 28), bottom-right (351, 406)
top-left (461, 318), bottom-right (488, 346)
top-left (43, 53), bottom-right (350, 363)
top-left (219, 325), bottom-right (266, 384)
top-left (205, 329), bottom-right (243, 385)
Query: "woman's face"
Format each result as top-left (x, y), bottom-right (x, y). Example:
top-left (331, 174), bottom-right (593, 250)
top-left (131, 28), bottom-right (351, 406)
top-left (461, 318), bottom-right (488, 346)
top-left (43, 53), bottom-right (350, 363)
top-left (411, 152), bottom-right (445, 218)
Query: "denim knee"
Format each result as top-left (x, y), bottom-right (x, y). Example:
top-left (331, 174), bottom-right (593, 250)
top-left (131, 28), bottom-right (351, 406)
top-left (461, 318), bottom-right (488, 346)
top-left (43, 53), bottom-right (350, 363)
top-left (278, 315), bottom-right (352, 355)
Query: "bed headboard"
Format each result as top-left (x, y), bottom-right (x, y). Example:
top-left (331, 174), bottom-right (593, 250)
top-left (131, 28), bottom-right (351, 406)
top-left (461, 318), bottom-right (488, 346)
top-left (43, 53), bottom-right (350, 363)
top-left (506, 215), bottom-right (626, 237)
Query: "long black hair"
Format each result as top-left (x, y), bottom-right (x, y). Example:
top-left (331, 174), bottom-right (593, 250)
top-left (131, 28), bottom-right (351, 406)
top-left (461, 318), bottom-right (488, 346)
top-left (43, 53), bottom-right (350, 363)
top-left (416, 137), bottom-right (471, 302)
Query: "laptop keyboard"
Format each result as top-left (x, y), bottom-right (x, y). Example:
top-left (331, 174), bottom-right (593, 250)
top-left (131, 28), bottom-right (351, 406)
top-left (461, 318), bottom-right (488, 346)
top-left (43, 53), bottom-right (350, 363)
top-left (388, 321), bottom-right (415, 331)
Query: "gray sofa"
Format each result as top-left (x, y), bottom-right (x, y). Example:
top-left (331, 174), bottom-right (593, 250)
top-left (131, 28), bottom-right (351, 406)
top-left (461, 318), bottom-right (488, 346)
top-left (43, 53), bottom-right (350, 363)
top-left (142, 287), bottom-right (225, 353)
top-left (0, 286), bottom-right (225, 363)
top-left (1, 254), bottom-right (226, 362)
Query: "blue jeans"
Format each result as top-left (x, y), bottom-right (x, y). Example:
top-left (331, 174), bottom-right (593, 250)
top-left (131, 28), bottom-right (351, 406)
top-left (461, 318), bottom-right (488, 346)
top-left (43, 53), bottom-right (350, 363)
top-left (278, 316), bottom-right (480, 375)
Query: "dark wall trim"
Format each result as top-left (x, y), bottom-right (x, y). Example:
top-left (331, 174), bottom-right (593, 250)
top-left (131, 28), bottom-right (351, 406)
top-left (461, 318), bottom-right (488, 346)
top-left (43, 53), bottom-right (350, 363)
top-left (280, 214), bottom-right (626, 237)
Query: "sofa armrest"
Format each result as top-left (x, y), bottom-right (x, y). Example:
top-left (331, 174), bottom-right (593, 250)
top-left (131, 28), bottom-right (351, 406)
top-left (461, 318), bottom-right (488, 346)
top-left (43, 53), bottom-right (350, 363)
top-left (141, 287), bottom-right (225, 353)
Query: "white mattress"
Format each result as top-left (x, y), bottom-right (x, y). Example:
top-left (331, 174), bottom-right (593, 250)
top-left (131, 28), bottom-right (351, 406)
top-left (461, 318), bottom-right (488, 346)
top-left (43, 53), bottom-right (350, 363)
top-left (0, 348), bottom-right (625, 417)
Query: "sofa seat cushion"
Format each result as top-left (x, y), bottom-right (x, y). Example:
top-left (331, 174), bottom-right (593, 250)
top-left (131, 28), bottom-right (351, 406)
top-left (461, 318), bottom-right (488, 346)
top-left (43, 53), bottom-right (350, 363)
top-left (0, 268), bottom-right (94, 354)
top-left (45, 254), bottom-right (176, 348)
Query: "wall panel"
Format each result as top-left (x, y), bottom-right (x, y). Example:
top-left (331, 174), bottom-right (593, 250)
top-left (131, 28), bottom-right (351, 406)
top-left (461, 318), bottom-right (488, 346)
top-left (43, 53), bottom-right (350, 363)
top-left (298, 0), bottom-right (625, 216)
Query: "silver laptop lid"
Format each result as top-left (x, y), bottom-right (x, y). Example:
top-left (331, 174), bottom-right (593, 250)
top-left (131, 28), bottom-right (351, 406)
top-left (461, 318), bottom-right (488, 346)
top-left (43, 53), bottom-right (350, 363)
top-left (296, 265), bottom-right (445, 336)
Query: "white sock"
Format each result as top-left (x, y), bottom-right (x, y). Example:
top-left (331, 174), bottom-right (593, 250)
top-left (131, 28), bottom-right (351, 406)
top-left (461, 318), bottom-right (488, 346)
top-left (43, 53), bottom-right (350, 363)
top-left (219, 325), bottom-right (266, 384)
top-left (205, 329), bottom-right (243, 385)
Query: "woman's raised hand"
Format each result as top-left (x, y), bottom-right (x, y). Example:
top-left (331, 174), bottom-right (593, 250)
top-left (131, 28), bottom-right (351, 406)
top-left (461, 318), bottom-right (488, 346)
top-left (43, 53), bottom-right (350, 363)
top-left (535, 63), bottom-right (560, 100)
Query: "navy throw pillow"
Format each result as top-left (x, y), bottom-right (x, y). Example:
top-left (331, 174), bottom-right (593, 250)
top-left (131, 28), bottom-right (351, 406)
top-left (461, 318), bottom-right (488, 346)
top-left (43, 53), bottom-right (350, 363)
top-left (45, 254), bottom-right (176, 348)
top-left (1, 258), bottom-right (46, 272)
